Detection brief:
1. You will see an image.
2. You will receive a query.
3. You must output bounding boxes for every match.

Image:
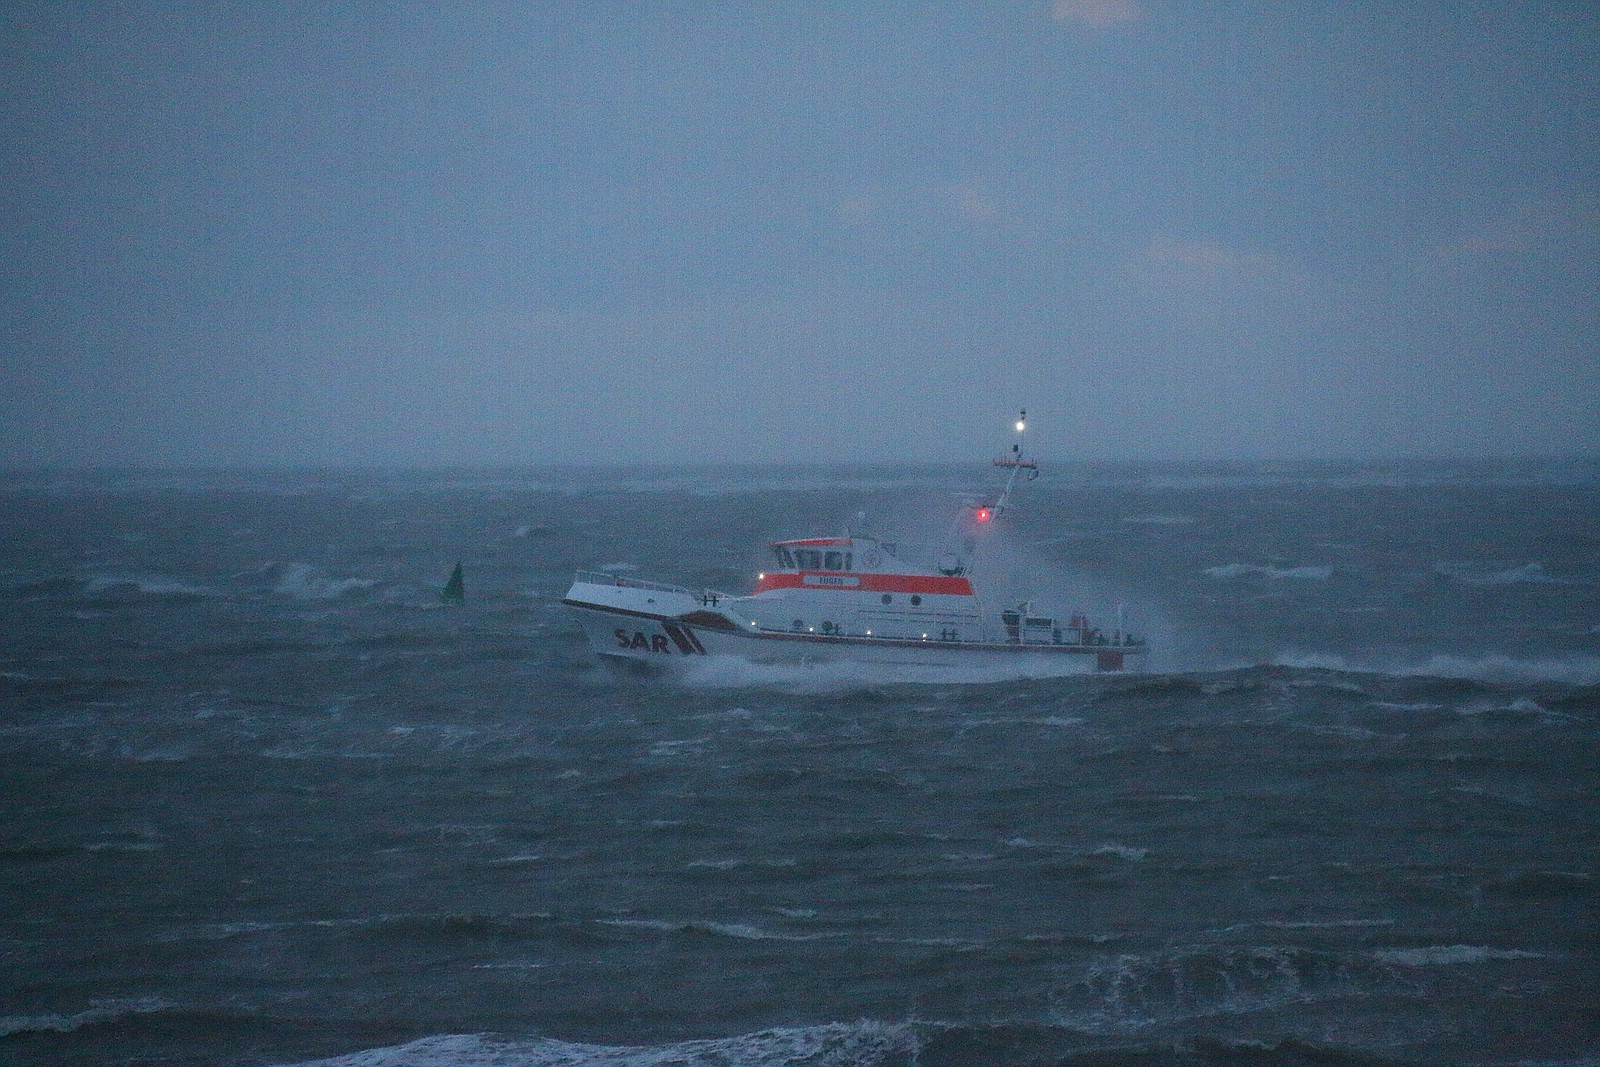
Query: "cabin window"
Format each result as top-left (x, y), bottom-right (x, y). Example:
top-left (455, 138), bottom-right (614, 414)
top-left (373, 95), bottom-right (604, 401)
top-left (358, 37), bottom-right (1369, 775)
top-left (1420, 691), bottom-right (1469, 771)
top-left (796, 549), bottom-right (822, 570)
top-left (824, 550), bottom-right (844, 571)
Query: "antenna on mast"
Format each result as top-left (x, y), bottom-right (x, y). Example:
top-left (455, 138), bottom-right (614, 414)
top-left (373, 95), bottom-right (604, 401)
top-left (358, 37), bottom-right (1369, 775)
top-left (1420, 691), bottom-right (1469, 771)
top-left (989, 408), bottom-right (1039, 517)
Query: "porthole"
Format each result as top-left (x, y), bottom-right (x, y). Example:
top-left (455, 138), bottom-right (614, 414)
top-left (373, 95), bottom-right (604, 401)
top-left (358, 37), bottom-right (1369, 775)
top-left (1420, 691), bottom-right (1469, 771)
top-left (910, 595), bottom-right (922, 606)
top-left (881, 594), bottom-right (892, 605)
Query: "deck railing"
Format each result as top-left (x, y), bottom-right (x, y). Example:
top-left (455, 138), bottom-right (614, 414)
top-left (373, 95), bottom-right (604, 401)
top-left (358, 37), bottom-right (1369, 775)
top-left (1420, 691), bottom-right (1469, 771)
top-left (572, 570), bottom-right (720, 599)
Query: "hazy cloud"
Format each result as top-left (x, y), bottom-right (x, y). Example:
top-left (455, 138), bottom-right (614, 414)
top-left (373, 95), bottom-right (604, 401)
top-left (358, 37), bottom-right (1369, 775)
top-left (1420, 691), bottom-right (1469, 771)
top-left (1142, 236), bottom-right (1276, 277)
top-left (1119, 237), bottom-right (1304, 307)
top-left (2, 4), bottom-right (1595, 465)
top-left (1050, 0), bottom-right (1143, 28)
top-left (952, 186), bottom-right (1001, 222)
top-left (1453, 196), bottom-right (1600, 260)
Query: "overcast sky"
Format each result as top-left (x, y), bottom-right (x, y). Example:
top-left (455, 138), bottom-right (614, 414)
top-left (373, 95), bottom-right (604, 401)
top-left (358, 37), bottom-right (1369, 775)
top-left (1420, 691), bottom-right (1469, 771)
top-left (4, 2), bottom-right (1597, 466)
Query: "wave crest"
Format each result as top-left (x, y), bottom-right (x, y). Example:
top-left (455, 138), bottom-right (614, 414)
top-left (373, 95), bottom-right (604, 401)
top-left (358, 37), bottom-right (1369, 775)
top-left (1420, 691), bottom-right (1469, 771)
top-left (0, 997), bottom-right (173, 1039)
top-left (271, 563), bottom-right (377, 600)
top-left (1205, 563), bottom-right (1335, 580)
top-left (280, 1021), bottom-right (920, 1067)
top-left (1273, 651), bottom-right (1600, 687)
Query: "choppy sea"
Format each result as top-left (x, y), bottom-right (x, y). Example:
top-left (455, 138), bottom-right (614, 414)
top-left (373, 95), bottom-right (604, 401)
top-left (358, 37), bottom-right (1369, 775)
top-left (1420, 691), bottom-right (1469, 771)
top-left (2, 460), bottom-right (1597, 1066)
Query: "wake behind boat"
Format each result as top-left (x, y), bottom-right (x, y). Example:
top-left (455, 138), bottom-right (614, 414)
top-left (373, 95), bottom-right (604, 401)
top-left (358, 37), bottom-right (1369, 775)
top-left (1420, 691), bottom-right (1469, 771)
top-left (563, 413), bottom-right (1148, 676)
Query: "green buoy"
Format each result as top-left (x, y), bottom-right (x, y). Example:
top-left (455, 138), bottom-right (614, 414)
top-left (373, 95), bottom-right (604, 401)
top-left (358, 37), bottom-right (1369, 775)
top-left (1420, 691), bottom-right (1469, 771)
top-left (442, 562), bottom-right (465, 604)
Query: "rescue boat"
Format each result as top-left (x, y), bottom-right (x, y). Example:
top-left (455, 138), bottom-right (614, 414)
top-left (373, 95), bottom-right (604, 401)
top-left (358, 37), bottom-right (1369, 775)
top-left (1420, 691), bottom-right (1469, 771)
top-left (563, 412), bottom-right (1148, 676)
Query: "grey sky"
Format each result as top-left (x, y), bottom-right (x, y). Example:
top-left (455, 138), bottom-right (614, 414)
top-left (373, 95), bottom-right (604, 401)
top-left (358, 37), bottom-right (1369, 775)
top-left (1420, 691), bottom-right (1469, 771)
top-left (4, 2), bottom-right (1597, 465)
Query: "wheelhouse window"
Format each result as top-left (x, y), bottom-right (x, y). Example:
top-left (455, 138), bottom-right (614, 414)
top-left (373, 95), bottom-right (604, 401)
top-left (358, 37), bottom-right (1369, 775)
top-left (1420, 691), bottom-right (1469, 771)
top-left (783, 546), bottom-right (853, 571)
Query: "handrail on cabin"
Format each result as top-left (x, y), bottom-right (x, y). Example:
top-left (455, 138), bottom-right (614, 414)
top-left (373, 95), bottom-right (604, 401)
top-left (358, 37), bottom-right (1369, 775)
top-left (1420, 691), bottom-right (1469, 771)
top-left (572, 570), bottom-right (733, 602)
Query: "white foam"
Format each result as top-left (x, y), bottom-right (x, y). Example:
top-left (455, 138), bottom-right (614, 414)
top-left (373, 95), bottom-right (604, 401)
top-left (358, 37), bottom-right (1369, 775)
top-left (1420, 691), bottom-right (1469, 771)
top-left (1373, 945), bottom-right (1544, 967)
top-left (1091, 844), bottom-right (1149, 862)
top-left (0, 997), bottom-right (173, 1038)
top-left (1435, 561), bottom-right (1567, 586)
top-left (82, 574), bottom-right (219, 598)
top-left (1205, 563), bottom-right (1335, 580)
top-left (1406, 654), bottom-right (1600, 687)
top-left (1122, 514), bottom-right (1197, 526)
top-left (965, 715), bottom-right (1086, 729)
top-left (596, 918), bottom-right (832, 943)
top-left (277, 1022), bottom-right (921, 1067)
top-left (273, 563), bottom-right (377, 600)
top-left (1275, 651), bottom-right (1600, 686)
top-left (1477, 562), bottom-right (1559, 584)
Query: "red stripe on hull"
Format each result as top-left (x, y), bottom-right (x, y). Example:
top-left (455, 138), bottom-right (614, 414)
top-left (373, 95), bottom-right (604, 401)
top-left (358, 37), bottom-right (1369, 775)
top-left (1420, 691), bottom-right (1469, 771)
top-left (753, 572), bottom-right (974, 596)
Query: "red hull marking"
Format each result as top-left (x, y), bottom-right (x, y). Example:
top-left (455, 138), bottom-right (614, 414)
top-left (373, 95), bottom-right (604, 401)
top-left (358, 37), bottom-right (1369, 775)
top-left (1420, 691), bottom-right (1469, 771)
top-left (753, 572), bottom-right (974, 596)
top-left (771, 537), bottom-right (852, 548)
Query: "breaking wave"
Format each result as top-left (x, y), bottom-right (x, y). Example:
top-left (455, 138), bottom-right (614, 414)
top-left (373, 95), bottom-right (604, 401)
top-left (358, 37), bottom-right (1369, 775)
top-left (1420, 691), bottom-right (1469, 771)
top-left (0, 997), bottom-right (174, 1039)
top-left (1272, 651), bottom-right (1600, 687)
top-left (1048, 946), bottom-right (1372, 1034)
top-left (272, 563), bottom-right (378, 600)
top-left (1371, 945), bottom-right (1544, 967)
top-left (280, 1022), bottom-right (921, 1067)
top-left (1204, 563), bottom-right (1336, 580)
top-left (1433, 561), bottom-right (1570, 585)
top-left (80, 574), bottom-right (220, 599)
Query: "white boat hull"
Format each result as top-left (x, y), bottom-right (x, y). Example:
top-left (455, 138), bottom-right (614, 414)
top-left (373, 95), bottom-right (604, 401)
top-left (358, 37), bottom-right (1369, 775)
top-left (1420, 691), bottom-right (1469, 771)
top-left (563, 575), bottom-right (1142, 678)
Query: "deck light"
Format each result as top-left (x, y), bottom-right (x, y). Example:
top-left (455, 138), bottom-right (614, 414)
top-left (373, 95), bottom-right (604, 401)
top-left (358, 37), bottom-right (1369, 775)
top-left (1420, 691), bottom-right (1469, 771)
top-left (976, 507), bottom-right (992, 522)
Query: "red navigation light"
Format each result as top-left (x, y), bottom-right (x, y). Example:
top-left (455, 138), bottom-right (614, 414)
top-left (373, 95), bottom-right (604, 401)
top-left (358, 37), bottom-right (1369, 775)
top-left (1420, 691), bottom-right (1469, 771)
top-left (976, 507), bottom-right (992, 523)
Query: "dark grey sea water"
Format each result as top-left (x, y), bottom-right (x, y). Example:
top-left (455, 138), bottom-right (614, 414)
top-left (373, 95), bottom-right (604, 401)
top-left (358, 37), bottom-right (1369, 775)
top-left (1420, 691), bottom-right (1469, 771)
top-left (2, 460), bottom-right (1597, 1066)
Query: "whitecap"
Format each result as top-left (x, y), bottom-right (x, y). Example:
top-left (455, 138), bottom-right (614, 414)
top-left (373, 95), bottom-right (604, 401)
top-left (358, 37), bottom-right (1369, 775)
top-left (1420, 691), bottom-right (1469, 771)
top-left (82, 574), bottom-right (219, 598)
top-left (1276, 651), bottom-right (1600, 687)
top-left (1092, 844), bottom-right (1149, 862)
top-left (272, 563), bottom-right (377, 600)
top-left (1407, 654), bottom-right (1600, 687)
top-left (1122, 514), bottom-right (1197, 526)
top-left (278, 1021), bottom-right (921, 1067)
top-left (1373, 945), bottom-right (1544, 967)
top-left (0, 997), bottom-right (173, 1039)
top-left (1205, 563), bottom-right (1335, 580)
top-left (1435, 561), bottom-right (1564, 585)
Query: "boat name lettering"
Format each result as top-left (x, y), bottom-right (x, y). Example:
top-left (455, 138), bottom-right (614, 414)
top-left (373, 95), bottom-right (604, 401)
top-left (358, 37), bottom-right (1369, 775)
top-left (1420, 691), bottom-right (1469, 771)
top-left (612, 625), bottom-right (708, 656)
top-left (802, 575), bottom-right (860, 587)
top-left (614, 628), bottom-right (672, 655)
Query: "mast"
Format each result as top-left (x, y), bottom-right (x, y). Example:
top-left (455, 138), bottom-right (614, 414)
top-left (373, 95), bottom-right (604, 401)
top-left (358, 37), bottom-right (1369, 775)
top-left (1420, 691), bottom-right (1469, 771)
top-left (990, 408), bottom-right (1039, 518)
